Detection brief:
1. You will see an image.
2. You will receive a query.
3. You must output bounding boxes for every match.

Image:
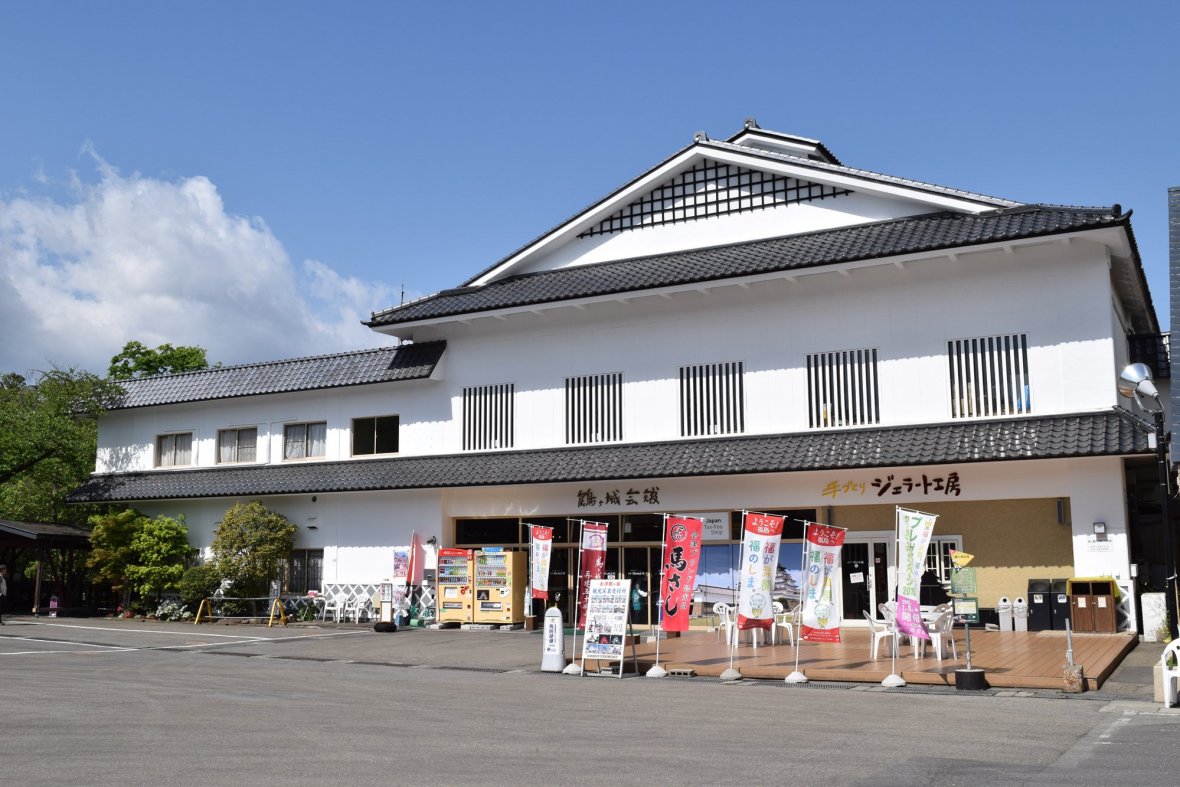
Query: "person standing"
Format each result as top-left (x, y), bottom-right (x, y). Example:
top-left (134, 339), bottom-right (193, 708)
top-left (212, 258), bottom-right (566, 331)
top-left (0, 564), bottom-right (8, 624)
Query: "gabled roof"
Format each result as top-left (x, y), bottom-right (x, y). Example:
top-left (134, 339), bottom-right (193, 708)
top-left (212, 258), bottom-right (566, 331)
top-left (451, 125), bottom-right (1021, 290)
top-left (0, 519), bottom-right (92, 548)
top-left (110, 341), bottom-right (447, 410)
top-left (367, 205), bottom-right (1124, 328)
top-left (66, 410), bottom-right (1149, 503)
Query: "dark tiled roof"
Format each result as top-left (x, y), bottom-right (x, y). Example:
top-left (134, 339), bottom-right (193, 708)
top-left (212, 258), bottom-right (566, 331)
top-left (368, 206), bottom-right (1122, 327)
top-left (110, 342), bottom-right (446, 410)
top-left (67, 410), bottom-right (1149, 503)
top-left (0, 519), bottom-right (92, 547)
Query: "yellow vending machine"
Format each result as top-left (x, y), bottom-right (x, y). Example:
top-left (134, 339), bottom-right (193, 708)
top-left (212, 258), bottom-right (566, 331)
top-left (473, 548), bottom-right (528, 626)
top-left (437, 548), bottom-right (474, 626)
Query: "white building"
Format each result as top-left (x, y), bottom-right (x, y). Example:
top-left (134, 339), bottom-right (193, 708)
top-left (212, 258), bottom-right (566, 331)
top-left (71, 121), bottom-right (1167, 631)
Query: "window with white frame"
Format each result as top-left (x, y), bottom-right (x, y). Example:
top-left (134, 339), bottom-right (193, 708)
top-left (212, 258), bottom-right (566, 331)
top-left (156, 432), bottom-right (193, 467)
top-left (565, 373), bottom-right (622, 444)
top-left (352, 415), bottom-right (399, 456)
top-left (680, 361), bottom-right (744, 437)
top-left (463, 384), bottom-right (514, 450)
top-left (283, 421), bottom-right (327, 460)
top-left (924, 537), bottom-right (964, 584)
top-left (947, 333), bottom-right (1031, 418)
top-left (807, 348), bottom-right (880, 428)
top-left (217, 427), bottom-right (257, 464)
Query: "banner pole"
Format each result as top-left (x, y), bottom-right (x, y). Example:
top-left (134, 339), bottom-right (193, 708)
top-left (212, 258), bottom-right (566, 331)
top-left (647, 514), bottom-right (669, 678)
top-left (563, 520), bottom-right (585, 675)
top-left (882, 507), bottom-right (906, 687)
top-left (721, 511), bottom-right (746, 681)
top-left (786, 520), bottom-right (810, 684)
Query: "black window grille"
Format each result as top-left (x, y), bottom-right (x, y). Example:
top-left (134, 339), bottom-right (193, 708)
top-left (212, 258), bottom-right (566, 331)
top-left (948, 334), bottom-right (1031, 418)
top-left (463, 383), bottom-right (515, 450)
top-left (283, 549), bottom-right (324, 594)
top-left (807, 349), bottom-right (880, 428)
top-left (578, 159), bottom-right (850, 238)
top-left (565, 373), bottom-right (623, 444)
top-left (680, 362), bottom-right (744, 437)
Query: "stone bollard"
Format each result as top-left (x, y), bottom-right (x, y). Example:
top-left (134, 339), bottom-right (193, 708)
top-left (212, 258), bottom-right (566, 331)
top-left (1063, 665), bottom-right (1086, 693)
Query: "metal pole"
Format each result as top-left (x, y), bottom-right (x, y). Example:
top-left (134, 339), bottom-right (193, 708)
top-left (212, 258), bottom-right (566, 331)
top-left (1155, 409), bottom-right (1179, 642)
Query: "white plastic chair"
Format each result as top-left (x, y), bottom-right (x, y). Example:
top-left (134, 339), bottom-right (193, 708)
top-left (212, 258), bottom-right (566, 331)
top-left (1161, 640), bottom-right (1180, 708)
top-left (915, 611), bottom-right (958, 661)
top-left (713, 602), bottom-right (736, 644)
top-left (344, 596), bottom-right (370, 623)
top-left (772, 601), bottom-right (796, 646)
top-left (320, 595), bottom-right (343, 623)
top-left (864, 610), bottom-right (897, 660)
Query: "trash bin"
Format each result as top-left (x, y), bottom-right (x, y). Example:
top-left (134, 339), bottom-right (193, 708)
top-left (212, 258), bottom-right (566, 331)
top-left (997, 597), bottom-right (1013, 632)
top-left (1069, 579), bottom-right (1117, 633)
top-left (1013, 596), bottom-right (1029, 632)
top-left (1026, 579), bottom-right (1052, 631)
top-left (1050, 579), bottom-right (1071, 631)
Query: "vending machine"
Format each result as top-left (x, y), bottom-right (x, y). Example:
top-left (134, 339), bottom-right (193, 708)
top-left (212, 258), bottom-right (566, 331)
top-left (473, 548), bottom-right (528, 625)
top-left (437, 548), bottom-right (474, 625)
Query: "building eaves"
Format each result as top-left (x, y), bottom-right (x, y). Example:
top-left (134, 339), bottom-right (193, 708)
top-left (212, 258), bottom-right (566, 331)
top-left (66, 410), bottom-right (1149, 504)
top-left (110, 341), bottom-right (447, 410)
top-left (367, 206), bottom-right (1121, 328)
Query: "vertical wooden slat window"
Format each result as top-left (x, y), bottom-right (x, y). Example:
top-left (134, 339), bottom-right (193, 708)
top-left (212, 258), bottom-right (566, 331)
top-left (565, 373), bottom-right (623, 444)
top-left (462, 384), bottom-right (515, 450)
top-left (806, 349), bottom-right (879, 429)
top-left (679, 362), bottom-right (744, 437)
top-left (948, 333), bottom-right (1030, 418)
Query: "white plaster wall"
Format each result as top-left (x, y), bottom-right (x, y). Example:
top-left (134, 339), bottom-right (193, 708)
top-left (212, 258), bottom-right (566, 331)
top-left (95, 238), bottom-right (1125, 471)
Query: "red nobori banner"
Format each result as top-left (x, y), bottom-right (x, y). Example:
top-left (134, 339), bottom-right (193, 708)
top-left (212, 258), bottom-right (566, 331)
top-left (659, 516), bottom-right (703, 632)
top-left (736, 512), bottom-right (785, 630)
top-left (576, 521), bottom-right (609, 629)
top-left (799, 523), bottom-right (846, 643)
top-left (529, 525), bottom-right (553, 600)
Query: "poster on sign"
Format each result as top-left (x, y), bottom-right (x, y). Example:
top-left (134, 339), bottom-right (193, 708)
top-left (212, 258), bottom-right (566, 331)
top-left (529, 525), bottom-right (553, 600)
top-left (581, 578), bottom-right (631, 665)
top-left (660, 516), bottom-right (703, 632)
top-left (575, 521), bottom-right (609, 629)
top-left (799, 523), bottom-right (846, 643)
top-left (736, 512), bottom-right (785, 631)
top-left (392, 545), bottom-right (411, 582)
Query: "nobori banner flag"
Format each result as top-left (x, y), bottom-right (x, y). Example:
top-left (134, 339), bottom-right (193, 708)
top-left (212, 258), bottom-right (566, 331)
top-left (529, 525), bottom-right (553, 600)
top-left (660, 516), bottom-right (703, 632)
top-left (736, 512), bottom-right (785, 630)
top-left (896, 508), bottom-right (938, 641)
top-left (576, 521), bottom-right (609, 630)
top-left (799, 524), bottom-right (847, 643)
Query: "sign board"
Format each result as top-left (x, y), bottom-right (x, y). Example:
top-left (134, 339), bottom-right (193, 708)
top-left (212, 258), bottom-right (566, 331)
top-left (950, 567), bottom-right (977, 594)
top-left (581, 579), bottom-right (631, 676)
top-left (953, 597), bottom-right (980, 624)
top-left (684, 513), bottom-right (729, 541)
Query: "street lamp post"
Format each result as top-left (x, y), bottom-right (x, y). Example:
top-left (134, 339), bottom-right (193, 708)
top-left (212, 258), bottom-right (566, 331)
top-left (1118, 362), bottom-right (1180, 642)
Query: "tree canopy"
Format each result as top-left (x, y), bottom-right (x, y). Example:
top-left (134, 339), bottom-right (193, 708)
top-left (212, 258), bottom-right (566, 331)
top-left (108, 341), bottom-right (211, 379)
top-left (211, 502), bottom-right (297, 595)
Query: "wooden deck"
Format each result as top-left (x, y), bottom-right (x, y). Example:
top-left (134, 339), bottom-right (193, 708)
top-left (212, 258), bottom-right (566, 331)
top-left (585, 627), bottom-right (1137, 691)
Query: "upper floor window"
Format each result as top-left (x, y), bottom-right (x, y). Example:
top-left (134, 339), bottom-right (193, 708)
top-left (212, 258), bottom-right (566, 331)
top-left (156, 432), bottom-right (193, 468)
top-left (680, 361), bottom-right (744, 437)
top-left (565, 373), bottom-right (622, 445)
top-left (948, 334), bottom-right (1031, 418)
top-left (807, 349), bottom-right (879, 429)
top-left (352, 415), bottom-right (399, 456)
top-left (218, 427), bottom-right (257, 464)
top-left (463, 384), bottom-right (514, 450)
top-left (284, 421), bottom-right (327, 460)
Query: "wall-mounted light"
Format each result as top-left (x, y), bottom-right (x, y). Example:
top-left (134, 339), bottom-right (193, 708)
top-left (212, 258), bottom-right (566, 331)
top-left (307, 525), bottom-right (318, 531)
top-left (1092, 521), bottom-right (1106, 535)
top-left (426, 535), bottom-right (438, 547)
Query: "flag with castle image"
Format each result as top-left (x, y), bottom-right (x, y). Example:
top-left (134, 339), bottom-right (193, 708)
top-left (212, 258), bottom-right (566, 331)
top-left (736, 512), bottom-right (785, 631)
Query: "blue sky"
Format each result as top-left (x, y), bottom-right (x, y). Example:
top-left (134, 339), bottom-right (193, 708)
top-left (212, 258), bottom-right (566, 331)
top-left (1, 2), bottom-right (1177, 373)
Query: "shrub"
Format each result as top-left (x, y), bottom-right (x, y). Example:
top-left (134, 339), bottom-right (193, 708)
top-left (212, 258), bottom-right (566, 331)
top-left (178, 563), bottom-right (221, 609)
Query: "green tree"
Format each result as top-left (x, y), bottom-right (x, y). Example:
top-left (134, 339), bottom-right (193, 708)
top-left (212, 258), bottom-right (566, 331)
top-left (87, 509), bottom-right (144, 608)
top-left (211, 502), bottom-right (297, 596)
top-left (126, 514), bottom-right (194, 603)
top-left (108, 340), bottom-right (211, 379)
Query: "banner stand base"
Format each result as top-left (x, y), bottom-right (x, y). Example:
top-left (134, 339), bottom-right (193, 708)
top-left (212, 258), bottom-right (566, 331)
top-left (719, 667), bottom-right (742, 681)
top-left (881, 673), bottom-right (907, 687)
top-left (784, 671), bottom-right (808, 684)
top-left (562, 662), bottom-right (582, 675)
top-left (645, 664), bottom-right (668, 678)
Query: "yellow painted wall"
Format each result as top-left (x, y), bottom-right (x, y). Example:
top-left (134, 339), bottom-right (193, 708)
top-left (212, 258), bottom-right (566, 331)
top-left (831, 498), bottom-right (1074, 607)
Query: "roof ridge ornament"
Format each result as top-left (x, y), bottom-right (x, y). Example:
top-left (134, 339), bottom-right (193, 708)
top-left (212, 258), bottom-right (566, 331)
top-left (693, 130), bottom-right (708, 143)
top-left (743, 117), bottom-right (759, 130)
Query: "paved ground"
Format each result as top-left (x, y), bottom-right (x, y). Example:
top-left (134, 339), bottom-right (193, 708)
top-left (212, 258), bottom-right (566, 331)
top-left (2, 616), bottom-right (1177, 785)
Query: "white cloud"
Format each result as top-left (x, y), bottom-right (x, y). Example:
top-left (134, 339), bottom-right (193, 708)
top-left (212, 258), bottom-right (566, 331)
top-left (0, 152), bottom-right (395, 375)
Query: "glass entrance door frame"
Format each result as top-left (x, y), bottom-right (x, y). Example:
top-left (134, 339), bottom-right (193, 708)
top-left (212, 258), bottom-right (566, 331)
top-left (844, 531), bottom-right (895, 623)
